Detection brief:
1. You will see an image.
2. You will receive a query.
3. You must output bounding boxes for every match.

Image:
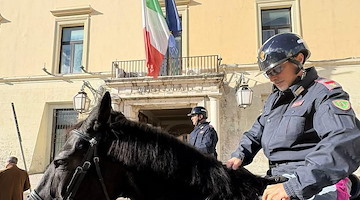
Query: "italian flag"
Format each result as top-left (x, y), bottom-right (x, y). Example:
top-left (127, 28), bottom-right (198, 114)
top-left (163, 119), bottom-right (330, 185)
top-left (142, 0), bottom-right (171, 78)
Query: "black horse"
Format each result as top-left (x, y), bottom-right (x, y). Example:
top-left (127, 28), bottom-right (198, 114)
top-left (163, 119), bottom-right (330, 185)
top-left (29, 92), bottom-right (282, 200)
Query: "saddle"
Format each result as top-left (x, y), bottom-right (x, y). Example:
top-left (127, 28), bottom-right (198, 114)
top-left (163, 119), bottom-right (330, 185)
top-left (265, 174), bottom-right (360, 199)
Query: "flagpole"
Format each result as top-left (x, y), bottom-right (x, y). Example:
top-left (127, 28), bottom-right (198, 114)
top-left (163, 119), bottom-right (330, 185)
top-left (141, 0), bottom-right (146, 27)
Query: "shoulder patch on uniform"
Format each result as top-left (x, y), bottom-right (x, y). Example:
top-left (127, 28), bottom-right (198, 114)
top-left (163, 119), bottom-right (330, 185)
top-left (332, 99), bottom-right (351, 110)
top-left (315, 78), bottom-right (341, 90)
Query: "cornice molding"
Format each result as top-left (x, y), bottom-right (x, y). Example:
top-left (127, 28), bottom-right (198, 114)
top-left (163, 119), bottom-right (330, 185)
top-left (50, 5), bottom-right (93, 17)
top-left (0, 72), bottom-right (110, 85)
top-left (105, 73), bottom-right (224, 88)
top-left (106, 74), bottom-right (224, 100)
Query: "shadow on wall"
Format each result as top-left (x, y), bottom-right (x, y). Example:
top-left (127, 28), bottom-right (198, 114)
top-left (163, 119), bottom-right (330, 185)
top-left (29, 104), bottom-right (50, 174)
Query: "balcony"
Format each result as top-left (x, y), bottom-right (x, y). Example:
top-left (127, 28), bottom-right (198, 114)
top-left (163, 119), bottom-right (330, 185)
top-left (111, 55), bottom-right (222, 79)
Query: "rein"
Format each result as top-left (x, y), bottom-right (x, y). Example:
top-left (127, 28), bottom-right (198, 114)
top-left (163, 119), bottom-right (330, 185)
top-left (30, 129), bottom-right (110, 200)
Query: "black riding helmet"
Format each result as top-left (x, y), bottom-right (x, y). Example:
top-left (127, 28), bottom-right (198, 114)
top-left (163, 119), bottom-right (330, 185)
top-left (258, 33), bottom-right (311, 72)
top-left (187, 106), bottom-right (208, 119)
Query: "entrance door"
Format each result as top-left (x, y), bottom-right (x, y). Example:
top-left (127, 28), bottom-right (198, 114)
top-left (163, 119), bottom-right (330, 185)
top-left (138, 108), bottom-right (193, 142)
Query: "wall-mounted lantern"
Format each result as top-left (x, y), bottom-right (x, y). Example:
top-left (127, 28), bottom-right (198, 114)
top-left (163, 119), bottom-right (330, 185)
top-left (73, 88), bottom-right (91, 113)
top-left (235, 73), bottom-right (253, 108)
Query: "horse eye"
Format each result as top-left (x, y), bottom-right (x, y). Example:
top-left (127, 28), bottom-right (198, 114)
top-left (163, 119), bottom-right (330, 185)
top-left (76, 140), bottom-right (90, 150)
top-left (53, 159), bottom-right (67, 168)
top-left (76, 143), bottom-right (84, 149)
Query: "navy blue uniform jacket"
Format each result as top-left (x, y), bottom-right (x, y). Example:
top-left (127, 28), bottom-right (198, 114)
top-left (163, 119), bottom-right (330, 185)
top-left (189, 121), bottom-right (218, 157)
top-left (231, 67), bottom-right (360, 199)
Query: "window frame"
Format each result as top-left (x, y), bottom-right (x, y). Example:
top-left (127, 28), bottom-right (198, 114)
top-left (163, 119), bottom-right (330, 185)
top-left (256, 0), bottom-right (301, 47)
top-left (52, 15), bottom-right (90, 75)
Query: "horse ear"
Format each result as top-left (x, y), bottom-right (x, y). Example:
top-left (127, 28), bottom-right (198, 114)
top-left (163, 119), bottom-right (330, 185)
top-left (98, 91), bottom-right (112, 120)
top-left (94, 91), bottom-right (112, 130)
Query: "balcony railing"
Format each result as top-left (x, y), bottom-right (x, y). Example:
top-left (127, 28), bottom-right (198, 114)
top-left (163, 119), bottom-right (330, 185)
top-left (112, 55), bottom-right (221, 78)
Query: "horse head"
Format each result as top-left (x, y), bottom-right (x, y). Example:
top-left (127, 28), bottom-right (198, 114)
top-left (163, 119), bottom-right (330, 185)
top-left (30, 92), bottom-right (128, 200)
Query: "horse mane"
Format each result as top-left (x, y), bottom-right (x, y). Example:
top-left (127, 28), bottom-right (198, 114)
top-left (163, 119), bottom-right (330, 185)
top-left (107, 111), bottom-right (234, 198)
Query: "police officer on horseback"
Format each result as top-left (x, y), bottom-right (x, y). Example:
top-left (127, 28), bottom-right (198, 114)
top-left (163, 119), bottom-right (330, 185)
top-left (188, 106), bottom-right (218, 158)
top-left (226, 33), bottom-right (360, 200)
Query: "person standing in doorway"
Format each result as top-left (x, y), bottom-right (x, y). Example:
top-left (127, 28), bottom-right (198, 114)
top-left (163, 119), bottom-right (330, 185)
top-left (0, 156), bottom-right (30, 200)
top-left (187, 106), bottom-right (218, 158)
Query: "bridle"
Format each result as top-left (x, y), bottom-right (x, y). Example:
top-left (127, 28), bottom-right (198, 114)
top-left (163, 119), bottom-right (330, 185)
top-left (30, 129), bottom-right (110, 200)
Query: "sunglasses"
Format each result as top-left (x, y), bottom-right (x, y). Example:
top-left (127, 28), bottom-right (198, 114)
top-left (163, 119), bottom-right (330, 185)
top-left (264, 63), bottom-right (286, 78)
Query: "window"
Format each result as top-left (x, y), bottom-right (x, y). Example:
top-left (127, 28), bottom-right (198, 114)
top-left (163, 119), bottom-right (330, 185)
top-left (51, 6), bottom-right (91, 75)
top-left (256, 0), bottom-right (301, 46)
top-left (51, 109), bottom-right (78, 161)
top-left (160, 19), bottom-right (183, 76)
top-left (261, 8), bottom-right (291, 43)
top-left (159, 4), bottom-right (188, 76)
top-left (59, 26), bottom-right (84, 74)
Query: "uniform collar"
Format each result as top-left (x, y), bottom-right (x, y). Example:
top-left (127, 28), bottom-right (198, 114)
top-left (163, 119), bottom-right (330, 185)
top-left (196, 121), bottom-right (209, 128)
top-left (272, 67), bottom-right (318, 97)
